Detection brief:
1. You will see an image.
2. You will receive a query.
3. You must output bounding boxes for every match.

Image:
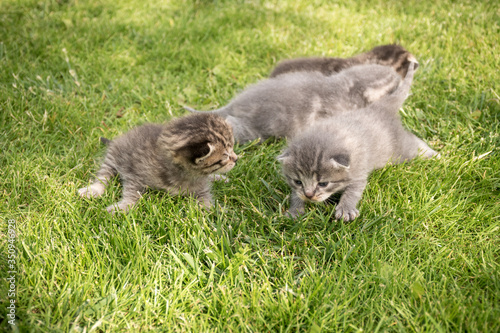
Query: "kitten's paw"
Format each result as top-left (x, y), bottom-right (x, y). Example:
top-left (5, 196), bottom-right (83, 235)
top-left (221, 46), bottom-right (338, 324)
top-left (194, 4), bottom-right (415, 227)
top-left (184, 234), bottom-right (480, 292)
top-left (78, 183), bottom-right (105, 198)
top-left (429, 151), bottom-right (441, 159)
top-left (284, 209), bottom-right (303, 219)
top-left (106, 202), bottom-right (131, 214)
top-left (209, 174), bottom-right (229, 183)
top-left (335, 205), bottom-right (359, 221)
top-left (197, 200), bottom-right (212, 210)
top-left (419, 148), bottom-right (441, 160)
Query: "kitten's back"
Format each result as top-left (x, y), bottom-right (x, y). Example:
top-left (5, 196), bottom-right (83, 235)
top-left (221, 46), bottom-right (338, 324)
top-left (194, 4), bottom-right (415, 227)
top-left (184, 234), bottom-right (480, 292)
top-left (222, 64), bottom-right (401, 141)
top-left (270, 44), bottom-right (417, 78)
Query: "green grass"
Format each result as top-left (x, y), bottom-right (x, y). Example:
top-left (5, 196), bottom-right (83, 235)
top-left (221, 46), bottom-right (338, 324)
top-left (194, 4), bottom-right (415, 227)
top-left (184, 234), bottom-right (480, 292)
top-left (1, 0), bottom-right (499, 331)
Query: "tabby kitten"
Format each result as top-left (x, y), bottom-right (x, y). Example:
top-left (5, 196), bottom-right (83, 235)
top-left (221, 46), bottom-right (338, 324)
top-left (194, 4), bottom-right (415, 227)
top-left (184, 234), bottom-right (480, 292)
top-left (278, 62), bottom-right (439, 221)
top-left (270, 44), bottom-right (418, 78)
top-left (78, 113), bottom-right (238, 213)
top-left (186, 64), bottom-right (401, 143)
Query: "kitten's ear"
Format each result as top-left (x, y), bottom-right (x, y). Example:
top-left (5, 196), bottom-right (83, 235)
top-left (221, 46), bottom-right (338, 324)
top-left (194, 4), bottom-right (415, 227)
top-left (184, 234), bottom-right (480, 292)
top-left (277, 150), bottom-right (290, 162)
top-left (330, 154), bottom-right (350, 169)
top-left (194, 143), bottom-right (215, 164)
top-left (173, 141), bottom-right (215, 164)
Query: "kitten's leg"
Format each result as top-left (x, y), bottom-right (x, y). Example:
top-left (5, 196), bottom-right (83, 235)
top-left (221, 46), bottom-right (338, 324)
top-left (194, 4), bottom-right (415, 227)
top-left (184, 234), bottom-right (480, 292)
top-left (400, 133), bottom-right (441, 161)
top-left (414, 137), bottom-right (440, 159)
top-left (285, 191), bottom-right (305, 218)
top-left (335, 179), bottom-right (367, 221)
top-left (78, 160), bottom-right (117, 198)
top-left (193, 187), bottom-right (213, 208)
top-left (106, 182), bottom-right (144, 214)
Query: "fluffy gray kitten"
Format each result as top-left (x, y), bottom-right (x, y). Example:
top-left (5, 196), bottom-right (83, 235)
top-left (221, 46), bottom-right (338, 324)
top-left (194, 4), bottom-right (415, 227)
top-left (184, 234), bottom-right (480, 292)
top-left (186, 64), bottom-right (401, 143)
top-left (78, 113), bottom-right (238, 213)
top-left (270, 44), bottom-right (418, 78)
top-left (278, 62), bottom-right (439, 221)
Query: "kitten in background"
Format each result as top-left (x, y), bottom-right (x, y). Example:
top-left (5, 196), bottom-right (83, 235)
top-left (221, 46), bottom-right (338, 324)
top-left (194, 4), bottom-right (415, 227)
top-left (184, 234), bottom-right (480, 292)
top-left (78, 113), bottom-right (238, 213)
top-left (278, 62), bottom-right (439, 221)
top-left (270, 44), bottom-right (418, 78)
top-left (186, 64), bottom-right (401, 143)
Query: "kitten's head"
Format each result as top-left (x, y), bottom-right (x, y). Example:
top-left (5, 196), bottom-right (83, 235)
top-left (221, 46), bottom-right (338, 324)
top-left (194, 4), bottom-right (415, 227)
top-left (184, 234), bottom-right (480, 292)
top-left (278, 136), bottom-right (351, 203)
top-left (160, 113), bottom-right (238, 175)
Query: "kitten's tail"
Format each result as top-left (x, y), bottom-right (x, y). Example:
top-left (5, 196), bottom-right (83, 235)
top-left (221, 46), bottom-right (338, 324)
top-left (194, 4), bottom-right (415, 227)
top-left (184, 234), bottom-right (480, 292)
top-left (183, 105), bottom-right (230, 117)
top-left (372, 61), bottom-right (417, 115)
top-left (100, 137), bottom-right (112, 145)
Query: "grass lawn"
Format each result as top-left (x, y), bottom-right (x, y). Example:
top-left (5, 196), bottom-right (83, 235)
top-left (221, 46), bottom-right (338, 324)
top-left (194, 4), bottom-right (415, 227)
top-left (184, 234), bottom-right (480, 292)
top-left (1, 0), bottom-right (499, 331)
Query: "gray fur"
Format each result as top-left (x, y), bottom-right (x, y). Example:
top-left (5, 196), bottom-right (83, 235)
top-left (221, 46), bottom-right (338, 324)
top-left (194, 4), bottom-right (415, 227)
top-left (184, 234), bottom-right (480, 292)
top-left (78, 114), bottom-right (238, 213)
top-left (186, 64), bottom-right (401, 143)
top-left (278, 62), bottom-right (439, 221)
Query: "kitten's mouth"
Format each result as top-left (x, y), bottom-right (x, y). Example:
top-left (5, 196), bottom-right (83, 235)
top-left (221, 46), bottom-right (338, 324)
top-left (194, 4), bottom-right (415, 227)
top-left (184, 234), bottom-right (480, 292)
top-left (215, 161), bottom-right (236, 174)
top-left (299, 194), bottom-right (324, 203)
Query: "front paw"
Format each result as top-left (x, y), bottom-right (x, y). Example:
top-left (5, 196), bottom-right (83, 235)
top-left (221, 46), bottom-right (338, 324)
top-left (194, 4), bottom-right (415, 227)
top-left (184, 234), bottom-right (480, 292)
top-left (106, 202), bottom-right (131, 214)
top-left (78, 183), bottom-right (105, 198)
top-left (284, 208), bottom-right (304, 219)
top-left (335, 204), bottom-right (359, 221)
top-left (196, 194), bottom-right (213, 210)
top-left (209, 174), bottom-right (230, 183)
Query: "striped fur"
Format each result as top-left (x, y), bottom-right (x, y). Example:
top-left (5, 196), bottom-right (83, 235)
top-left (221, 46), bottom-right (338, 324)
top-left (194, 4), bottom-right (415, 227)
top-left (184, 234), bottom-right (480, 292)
top-left (78, 113), bottom-right (237, 213)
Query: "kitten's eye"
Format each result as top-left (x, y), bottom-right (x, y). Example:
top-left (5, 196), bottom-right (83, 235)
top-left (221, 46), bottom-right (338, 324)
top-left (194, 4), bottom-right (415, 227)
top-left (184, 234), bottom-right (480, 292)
top-left (318, 182), bottom-right (329, 187)
top-left (294, 180), bottom-right (303, 186)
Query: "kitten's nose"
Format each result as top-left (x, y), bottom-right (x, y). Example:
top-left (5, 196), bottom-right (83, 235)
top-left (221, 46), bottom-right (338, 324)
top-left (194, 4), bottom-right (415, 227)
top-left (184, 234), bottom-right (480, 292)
top-left (304, 190), bottom-right (315, 199)
top-left (231, 153), bottom-right (238, 163)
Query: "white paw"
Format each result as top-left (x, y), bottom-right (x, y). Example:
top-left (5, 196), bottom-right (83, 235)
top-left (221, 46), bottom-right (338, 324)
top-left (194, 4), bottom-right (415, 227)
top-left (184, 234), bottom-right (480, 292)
top-left (335, 204), bottom-right (359, 221)
top-left (209, 174), bottom-right (230, 183)
top-left (106, 202), bottom-right (132, 214)
top-left (78, 183), bottom-right (105, 198)
top-left (284, 209), bottom-right (304, 219)
top-left (419, 149), bottom-right (440, 159)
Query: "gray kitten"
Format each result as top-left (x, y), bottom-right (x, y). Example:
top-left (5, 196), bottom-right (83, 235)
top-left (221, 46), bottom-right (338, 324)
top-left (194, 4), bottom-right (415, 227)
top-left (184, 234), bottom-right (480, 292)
top-left (78, 113), bottom-right (238, 213)
top-left (270, 44), bottom-right (418, 78)
top-left (186, 64), bottom-right (401, 143)
top-left (278, 62), bottom-right (439, 221)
